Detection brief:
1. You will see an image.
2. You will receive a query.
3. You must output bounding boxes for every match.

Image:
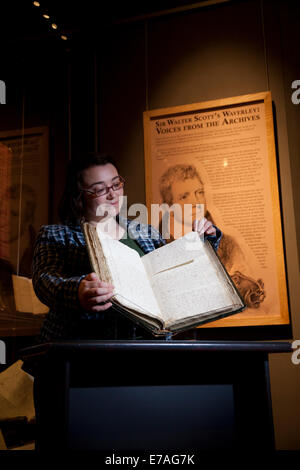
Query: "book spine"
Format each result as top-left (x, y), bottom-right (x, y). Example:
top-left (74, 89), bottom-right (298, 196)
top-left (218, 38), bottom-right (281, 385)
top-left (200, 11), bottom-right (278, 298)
top-left (81, 222), bottom-right (113, 284)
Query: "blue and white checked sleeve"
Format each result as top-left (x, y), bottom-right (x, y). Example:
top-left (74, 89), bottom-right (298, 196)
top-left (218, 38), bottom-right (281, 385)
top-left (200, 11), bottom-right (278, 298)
top-left (206, 224), bottom-right (222, 251)
top-left (32, 225), bottom-right (86, 318)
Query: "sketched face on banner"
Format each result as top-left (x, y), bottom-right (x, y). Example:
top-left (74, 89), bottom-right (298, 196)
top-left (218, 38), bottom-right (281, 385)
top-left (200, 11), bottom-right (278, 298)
top-left (159, 164), bottom-right (206, 229)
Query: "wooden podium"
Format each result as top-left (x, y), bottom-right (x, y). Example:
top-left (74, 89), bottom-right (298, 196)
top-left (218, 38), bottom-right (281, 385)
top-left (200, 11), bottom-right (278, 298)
top-left (21, 340), bottom-right (291, 451)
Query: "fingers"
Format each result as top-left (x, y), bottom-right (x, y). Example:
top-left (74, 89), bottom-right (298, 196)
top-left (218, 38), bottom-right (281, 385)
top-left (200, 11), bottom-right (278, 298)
top-left (193, 218), bottom-right (205, 233)
top-left (205, 224), bottom-right (216, 235)
top-left (84, 272), bottom-right (99, 282)
top-left (91, 302), bottom-right (113, 312)
top-left (88, 287), bottom-right (114, 297)
top-left (81, 273), bottom-right (114, 290)
top-left (87, 291), bottom-right (115, 306)
top-left (84, 281), bottom-right (114, 289)
top-left (193, 217), bottom-right (216, 236)
top-left (78, 273), bottom-right (115, 312)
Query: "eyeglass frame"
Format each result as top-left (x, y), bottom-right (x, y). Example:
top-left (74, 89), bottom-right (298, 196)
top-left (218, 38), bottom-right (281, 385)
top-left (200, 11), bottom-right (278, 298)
top-left (80, 175), bottom-right (125, 199)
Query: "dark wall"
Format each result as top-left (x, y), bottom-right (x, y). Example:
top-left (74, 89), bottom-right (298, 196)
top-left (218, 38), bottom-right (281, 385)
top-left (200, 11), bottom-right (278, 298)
top-left (0, 0), bottom-right (299, 449)
top-left (0, 40), bottom-right (70, 224)
top-left (97, 0), bottom-right (299, 260)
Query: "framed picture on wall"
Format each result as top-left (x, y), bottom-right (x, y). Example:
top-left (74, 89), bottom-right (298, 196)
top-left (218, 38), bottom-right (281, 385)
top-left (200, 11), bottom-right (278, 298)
top-left (143, 91), bottom-right (290, 328)
top-left (0, 126), bottom-right (49, 280)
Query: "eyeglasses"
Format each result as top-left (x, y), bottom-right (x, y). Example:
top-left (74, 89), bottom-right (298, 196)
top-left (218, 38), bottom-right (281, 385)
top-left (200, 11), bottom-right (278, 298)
top-left (81, 176), bottom-right (125, 199)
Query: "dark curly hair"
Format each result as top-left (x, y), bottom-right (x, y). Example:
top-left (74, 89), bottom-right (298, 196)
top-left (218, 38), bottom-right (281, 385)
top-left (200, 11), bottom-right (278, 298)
top-left (58, 153), bottom-right (119, 225)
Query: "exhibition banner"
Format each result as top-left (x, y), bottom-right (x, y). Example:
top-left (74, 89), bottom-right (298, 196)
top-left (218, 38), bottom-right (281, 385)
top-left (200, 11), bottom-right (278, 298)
top-left (143, 92), bottom-right (289, 327)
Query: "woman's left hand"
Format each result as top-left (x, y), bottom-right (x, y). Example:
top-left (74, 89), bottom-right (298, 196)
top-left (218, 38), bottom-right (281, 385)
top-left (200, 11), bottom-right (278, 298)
top-left (193, 217), bottom-right (216, 237)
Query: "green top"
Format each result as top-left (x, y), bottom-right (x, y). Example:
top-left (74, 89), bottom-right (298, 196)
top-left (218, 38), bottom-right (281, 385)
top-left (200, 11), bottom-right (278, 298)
top-left (119, 230), bottom-right (145, 257)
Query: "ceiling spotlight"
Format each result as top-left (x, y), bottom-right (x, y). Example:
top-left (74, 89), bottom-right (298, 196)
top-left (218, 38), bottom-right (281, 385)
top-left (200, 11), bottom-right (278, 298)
top-left (51, 23), bottom-right (58, 29)
top-left (43, 14), bottom-right (50, 19)
top-left (33, 1), bottom-right (40, 6)
top-left (61, 35), bottom-right (68, 41)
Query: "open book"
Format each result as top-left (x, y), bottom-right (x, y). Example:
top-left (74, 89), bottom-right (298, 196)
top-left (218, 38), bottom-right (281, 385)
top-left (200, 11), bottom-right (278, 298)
top-left (82, 222), bottom-right (245, 336)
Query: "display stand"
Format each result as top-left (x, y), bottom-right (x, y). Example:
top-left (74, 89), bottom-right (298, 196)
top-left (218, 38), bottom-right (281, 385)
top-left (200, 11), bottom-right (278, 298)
top-left (21, 340), bottom-right (292, 451)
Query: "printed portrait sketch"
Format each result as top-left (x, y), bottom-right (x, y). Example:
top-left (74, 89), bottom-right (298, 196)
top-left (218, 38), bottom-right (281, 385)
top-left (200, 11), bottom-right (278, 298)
top-left (158, 163), bottom-right (266, 310)
top-left (0, 183), bottom-right (37, 273)
top-left (0, 142), bottom-right (37, 313)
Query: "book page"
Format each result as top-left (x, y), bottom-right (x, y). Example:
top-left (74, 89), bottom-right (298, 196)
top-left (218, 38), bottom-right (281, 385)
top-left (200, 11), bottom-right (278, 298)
top-left (143, 233), bottom-right (240, 325)
top-left (142, 231), bottom-right (205, 277)
top-left (146, 97), bottom-right (288, 327)
top-left (97, 231), bottom-right (162, 319)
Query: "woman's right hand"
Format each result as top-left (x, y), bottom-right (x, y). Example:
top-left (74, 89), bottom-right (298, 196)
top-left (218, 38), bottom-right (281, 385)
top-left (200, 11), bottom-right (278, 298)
top-left (78, 272), bottom-right (114, 312)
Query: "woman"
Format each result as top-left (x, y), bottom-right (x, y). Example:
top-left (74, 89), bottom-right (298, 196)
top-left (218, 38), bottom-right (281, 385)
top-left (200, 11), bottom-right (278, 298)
top-left (26, 152), bottom-right (222, 451)
top-left (32, 153), bottom-right (222, 342)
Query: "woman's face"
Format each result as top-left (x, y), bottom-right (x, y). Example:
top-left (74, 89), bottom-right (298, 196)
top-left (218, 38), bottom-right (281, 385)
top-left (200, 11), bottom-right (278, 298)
top-left (81, 164), bottom-right (124, 223)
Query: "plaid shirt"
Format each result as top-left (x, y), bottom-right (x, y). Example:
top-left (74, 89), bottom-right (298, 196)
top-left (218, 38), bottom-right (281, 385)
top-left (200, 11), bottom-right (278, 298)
top-left (32, 216), bottom-right (222, 341)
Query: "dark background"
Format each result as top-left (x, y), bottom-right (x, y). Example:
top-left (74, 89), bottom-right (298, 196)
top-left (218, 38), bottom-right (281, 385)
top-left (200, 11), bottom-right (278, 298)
top-left (0, 0), bottom-right (299, 449)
